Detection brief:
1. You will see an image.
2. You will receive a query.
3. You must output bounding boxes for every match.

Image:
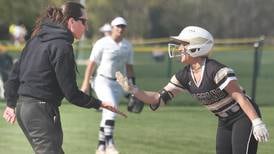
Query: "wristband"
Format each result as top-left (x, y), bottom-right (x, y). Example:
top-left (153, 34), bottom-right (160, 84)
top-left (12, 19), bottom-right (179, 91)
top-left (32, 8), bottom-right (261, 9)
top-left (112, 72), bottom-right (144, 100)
top-left (130, 86), bottom-right (139, 95)
top-left (252, 118), bottom-right (263, 126)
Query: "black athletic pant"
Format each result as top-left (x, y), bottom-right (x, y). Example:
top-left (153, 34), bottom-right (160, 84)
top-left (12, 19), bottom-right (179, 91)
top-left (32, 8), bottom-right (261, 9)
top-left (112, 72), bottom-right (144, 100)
top-left (216, 114), bottom-right (258, 154)
top-left (16, 96), bottom-right (64, 154)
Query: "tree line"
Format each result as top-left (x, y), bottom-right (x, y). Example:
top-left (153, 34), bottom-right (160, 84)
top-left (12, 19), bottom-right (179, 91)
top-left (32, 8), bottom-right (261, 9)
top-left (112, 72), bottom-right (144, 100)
top-left (0, 0), bottom-right (273, 40)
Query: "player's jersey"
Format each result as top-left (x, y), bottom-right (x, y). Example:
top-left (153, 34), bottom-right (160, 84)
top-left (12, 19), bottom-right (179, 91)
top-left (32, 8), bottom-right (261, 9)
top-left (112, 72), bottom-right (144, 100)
top-left (89, 36), bottom-right (134, 78)
top-left (171, 58), bottom-right (241, 118)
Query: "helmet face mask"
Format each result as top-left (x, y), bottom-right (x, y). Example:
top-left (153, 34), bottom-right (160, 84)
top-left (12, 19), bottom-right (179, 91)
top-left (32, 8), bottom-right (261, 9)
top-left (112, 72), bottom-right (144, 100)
top-left (168, 43), bottom-right (182, 58)
top-left (168, 26), bottom-right (214, 58)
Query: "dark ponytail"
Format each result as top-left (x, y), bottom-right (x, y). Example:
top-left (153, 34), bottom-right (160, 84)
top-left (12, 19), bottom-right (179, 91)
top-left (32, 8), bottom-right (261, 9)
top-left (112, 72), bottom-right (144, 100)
top-left (31, 2), bottom-right (84, 38)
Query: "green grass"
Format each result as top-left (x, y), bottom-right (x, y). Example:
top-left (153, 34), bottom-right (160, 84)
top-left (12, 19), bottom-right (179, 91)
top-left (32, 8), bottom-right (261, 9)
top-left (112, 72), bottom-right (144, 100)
top-left (1, 103), bottom-right (273, 154)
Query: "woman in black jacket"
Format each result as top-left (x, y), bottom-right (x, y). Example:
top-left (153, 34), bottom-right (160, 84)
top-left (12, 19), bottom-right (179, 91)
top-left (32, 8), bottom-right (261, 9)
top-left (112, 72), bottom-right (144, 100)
top-left (2, 2), bottom-right (125, 154)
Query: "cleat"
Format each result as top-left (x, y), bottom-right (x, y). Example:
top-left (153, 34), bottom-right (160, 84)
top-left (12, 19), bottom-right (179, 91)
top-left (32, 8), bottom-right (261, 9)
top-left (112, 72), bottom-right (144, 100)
top-left (95, 149), bottom-right (105, 154)
top-left (105, 144), bottom-right (119, 154)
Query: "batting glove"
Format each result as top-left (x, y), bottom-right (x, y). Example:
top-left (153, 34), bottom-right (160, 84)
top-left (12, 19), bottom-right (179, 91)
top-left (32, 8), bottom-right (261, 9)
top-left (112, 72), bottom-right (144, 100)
top-left (252, 118), bottom-right (269, 142)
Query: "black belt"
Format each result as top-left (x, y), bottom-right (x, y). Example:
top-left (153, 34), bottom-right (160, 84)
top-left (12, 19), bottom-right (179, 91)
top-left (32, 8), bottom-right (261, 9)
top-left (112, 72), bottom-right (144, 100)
top-left (18, 95), bottom-right (47, 103)
top-left (99, 74), bottom-right (116, 81)
top-left (215, 104), bottom-right (242, 118)
top-left (18, 95), bottom-right (59, 108)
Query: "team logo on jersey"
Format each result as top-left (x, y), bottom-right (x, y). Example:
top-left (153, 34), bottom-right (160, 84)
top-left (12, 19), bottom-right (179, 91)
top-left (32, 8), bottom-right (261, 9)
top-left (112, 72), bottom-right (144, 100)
top-left (188, 81), bottom-right (192, 86)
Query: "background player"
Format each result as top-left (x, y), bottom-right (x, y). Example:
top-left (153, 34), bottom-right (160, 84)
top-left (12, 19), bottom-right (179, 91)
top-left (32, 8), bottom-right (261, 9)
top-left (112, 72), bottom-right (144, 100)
top-left (81, 17), bottom-right (136, 154)
top-left (116, 26), bottom-right (269, 154)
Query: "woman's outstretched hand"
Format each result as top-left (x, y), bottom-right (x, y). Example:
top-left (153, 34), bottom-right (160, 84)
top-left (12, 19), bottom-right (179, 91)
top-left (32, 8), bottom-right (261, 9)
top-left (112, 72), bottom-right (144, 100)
top-left (100, 102), bottom-right (127, 118)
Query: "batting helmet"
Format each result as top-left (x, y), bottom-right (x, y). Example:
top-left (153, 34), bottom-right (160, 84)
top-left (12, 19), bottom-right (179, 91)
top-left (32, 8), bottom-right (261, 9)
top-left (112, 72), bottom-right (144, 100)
top-left (168, 26), bottom-right (214, 58)
top-left (128, 95), bottom-right (144, 113)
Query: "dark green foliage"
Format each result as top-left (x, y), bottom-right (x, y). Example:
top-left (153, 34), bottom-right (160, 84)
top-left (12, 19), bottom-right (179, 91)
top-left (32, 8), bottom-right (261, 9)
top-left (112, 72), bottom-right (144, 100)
top-left (1, 0), bottom-right (274, 39)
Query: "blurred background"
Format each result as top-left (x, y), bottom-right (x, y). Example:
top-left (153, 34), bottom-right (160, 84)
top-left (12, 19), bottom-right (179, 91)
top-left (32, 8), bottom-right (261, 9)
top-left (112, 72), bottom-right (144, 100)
top-left (1, 0), bottom-right (273, 104)
top-left (0, 0), bottom-right (274, 39)
top-left (0, 0), bottom-right (273, 154)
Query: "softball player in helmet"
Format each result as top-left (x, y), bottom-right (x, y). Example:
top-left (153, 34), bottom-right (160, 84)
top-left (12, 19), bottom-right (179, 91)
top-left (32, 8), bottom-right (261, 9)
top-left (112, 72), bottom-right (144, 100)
top-left (81, 17), bottom-right (135, 154)
top-left (116, 26), bottom-right (269, 154)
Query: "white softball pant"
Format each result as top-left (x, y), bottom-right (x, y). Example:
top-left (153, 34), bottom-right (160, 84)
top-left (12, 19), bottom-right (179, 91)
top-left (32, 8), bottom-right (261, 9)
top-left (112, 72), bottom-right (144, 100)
top-left (92, 75), bottom-right (124, 127)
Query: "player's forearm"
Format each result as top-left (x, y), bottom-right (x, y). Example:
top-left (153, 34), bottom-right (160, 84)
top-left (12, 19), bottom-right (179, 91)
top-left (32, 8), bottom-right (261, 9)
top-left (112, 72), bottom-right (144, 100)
top-left (230, 89), bottom-right (259, 121)
top-left (236, 95), bottom-right (259, 121)
top-left (82, 70), bottom-right (91, 88)
top-left (126, 64), bottom-right (135, 78)
top-left (225, 80), bottom-right (259, 121)
top-left (133, 90), bottom-right (159, 104)
top-left (81, 62), bottom-right (95, 89)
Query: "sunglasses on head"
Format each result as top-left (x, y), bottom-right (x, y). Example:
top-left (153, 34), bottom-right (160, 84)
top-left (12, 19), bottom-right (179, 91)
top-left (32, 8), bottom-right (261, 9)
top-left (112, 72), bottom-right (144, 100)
top-left (75, 17), bottom-right (87, 25)
top-left (116, 24), bottom-right (126, 28)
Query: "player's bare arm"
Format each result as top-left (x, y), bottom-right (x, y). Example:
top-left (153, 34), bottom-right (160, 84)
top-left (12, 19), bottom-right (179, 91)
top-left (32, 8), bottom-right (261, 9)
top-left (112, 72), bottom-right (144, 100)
top-left (225, 80), bottom-right (269, 142)
top-left (225, 80), bottom-right (259, 120)
top-left (116, 72), bottom-right (183, 105)
top-left (81, 60), bottom-right (96, 94)
top-left (125, 64), bottom-right (135, 78)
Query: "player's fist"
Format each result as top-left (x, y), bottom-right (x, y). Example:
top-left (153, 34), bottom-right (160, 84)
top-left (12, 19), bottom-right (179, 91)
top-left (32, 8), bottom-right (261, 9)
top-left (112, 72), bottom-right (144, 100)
top-left (252, 118), bottom-right (269, 142)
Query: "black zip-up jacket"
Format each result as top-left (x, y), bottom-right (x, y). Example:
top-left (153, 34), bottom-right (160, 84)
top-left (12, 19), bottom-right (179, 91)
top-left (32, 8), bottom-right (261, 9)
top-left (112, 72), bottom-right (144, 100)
top-left (4, 20), bottom-right (101, 109)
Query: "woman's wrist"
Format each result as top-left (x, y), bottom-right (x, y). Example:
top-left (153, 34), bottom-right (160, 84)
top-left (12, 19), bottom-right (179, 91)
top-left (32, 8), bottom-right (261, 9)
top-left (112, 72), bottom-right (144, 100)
top-left (130, 85), bottom-right (139, 95)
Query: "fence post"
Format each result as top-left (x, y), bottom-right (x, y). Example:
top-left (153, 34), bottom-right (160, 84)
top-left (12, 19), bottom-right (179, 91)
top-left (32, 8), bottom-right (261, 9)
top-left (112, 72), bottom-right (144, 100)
top-left (251, 36), bottom-right (264, 102)
top-left (167, 54), bottom-right (172, 77)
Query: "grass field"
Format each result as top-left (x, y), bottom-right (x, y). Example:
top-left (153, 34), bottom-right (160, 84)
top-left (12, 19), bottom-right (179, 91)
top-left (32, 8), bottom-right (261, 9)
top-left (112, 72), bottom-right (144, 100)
top-left (1, 47), bottom-right (274, 153)
top-left (0, 103), bottom-right (273, 154)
